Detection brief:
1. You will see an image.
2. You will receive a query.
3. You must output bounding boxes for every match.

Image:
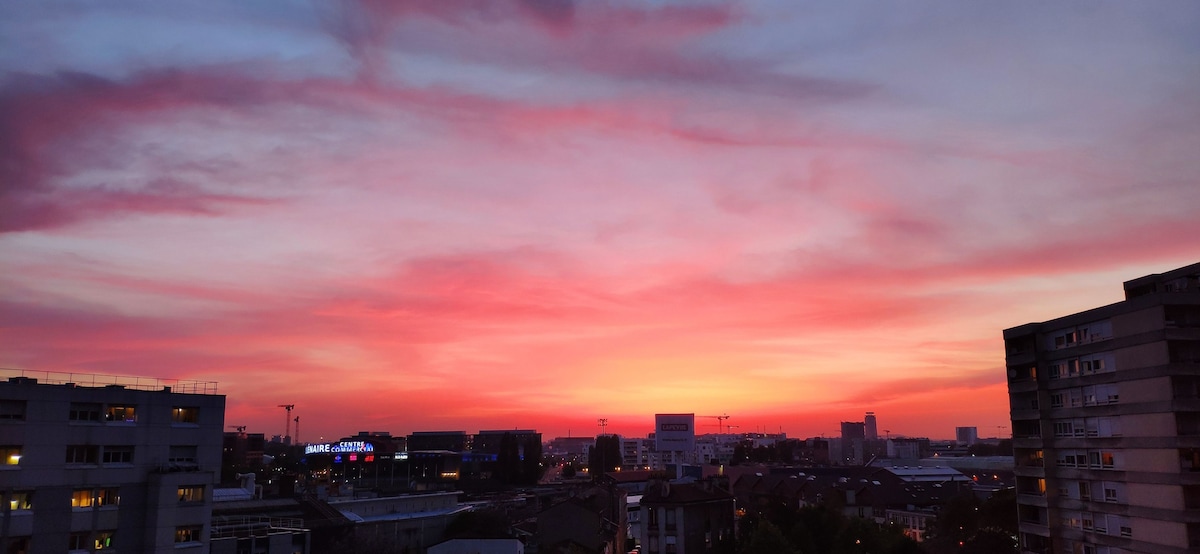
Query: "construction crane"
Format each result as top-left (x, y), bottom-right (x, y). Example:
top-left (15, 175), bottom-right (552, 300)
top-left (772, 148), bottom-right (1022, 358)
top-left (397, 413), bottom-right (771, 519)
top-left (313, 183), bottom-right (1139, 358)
top-left (700, 414), bottom-right (731, 434)
top-left (278, 404), bottom-right (295, 443)
top-left (293, 416), bottom-right (301, 444)
top-left (229, 425), bottom-right (246, 434)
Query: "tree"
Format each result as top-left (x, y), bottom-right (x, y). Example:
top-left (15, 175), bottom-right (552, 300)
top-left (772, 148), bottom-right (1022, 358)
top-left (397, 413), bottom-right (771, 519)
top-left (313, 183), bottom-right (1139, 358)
top-left (731, 444), bottom-right (748, 466)
top-left (494, 432), bottom-right (521, 484)
top-left (740, 520), bottom-right (797, 554)
top-left (520, 435), bottom-right (544, 484)
top-left (588, 435), bottom-right (621, 476)
top-left (561, 462), bottom-right (577, 478)
top-left (978, 488), bottom-right (1017, 535)
top-left (961, 529), bottom-right (1017, 554)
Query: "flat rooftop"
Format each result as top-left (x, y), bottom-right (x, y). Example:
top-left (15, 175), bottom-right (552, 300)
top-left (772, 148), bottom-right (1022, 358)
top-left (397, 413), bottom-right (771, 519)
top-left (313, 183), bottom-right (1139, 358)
top-left (1, 367), bottom-right (218, 395)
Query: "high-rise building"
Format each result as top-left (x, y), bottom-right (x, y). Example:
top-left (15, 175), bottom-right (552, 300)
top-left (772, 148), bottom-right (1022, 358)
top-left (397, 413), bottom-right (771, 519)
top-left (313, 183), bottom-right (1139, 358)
top-left (865, 412), bottom-right (879, 441)
top-left (840, 421), bottom-right (866, 465)
top-left (0, 371), bottom-right (225, 554)
top-left (1004, 262), bottom-right (1200, 554)
top-left (955, 426), bottom-right (978, 446)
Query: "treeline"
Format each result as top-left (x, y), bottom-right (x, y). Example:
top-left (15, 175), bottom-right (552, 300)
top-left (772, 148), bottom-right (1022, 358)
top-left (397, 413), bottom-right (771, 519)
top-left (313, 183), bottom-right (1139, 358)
top-left (739, 488), bottom-right (1017, 554)
top-left (493, 432), bottom-right (544, 486)
top-left (738, 504), bottom-right (922, 554)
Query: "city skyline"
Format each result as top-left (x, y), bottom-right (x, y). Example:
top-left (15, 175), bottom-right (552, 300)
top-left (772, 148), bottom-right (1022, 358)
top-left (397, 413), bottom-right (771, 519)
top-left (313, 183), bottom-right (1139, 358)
top-left (2, 2), bottom-right (1199, 442)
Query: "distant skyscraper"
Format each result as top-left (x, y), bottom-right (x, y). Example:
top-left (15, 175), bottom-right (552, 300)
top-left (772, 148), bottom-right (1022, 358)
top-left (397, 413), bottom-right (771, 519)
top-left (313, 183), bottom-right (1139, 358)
top-left (864, 412), bottom-right (878, 441)
top-left (955, 426), bottom-right (978, 446)
top-left (840, 421), bottom-right (866, 464)
top-left (1004, 262), bottom-right (1200, 554)
top-left (840, 421), bottom-right (865, 441)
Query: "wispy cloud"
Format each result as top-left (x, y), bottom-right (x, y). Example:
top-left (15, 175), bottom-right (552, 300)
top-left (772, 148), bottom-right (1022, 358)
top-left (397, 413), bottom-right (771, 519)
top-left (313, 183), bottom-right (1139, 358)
top-left (1, 1), bottom-right (1197, 439)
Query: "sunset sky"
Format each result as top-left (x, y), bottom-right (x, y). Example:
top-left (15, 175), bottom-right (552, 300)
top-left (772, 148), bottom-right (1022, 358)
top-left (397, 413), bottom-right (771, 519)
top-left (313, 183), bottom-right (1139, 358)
top-left (2, 1), bottom-right (1198, 442)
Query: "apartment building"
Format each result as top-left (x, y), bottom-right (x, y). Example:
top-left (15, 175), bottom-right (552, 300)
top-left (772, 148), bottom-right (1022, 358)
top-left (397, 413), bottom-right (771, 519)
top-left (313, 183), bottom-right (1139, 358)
top-left (0, 370), bottom-right (225, 554)
top-left (640, 477), bottom-right (734, 554)
top-left (1004, 262), bottom-right (1200, 554)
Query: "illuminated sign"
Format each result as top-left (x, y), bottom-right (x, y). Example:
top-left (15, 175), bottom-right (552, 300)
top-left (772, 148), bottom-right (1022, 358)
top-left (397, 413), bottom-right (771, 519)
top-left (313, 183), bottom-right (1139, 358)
top-left (661, 423), bottom-right (689, 431)
top-left (305, 441), bottom-right (375, 455)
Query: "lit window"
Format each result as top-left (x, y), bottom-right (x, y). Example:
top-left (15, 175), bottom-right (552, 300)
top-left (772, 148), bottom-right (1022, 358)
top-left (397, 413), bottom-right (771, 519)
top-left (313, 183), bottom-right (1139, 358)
top-left (72, 489), bottom-right (94, 508)
top-left (94, 530), bottom-right (115, 550)
top-left (66, 445), bottom-right (99, 465)
top-left (96, 488), bottom-right (119, 507)
top-left (72, 488), bottom-right (118, 508)
top-left (172, 407), bottom-right (199, 424)
top-left (175, 525), bottom-right (203, 543)
top-left (9, 491), bottom-right (31, 510)
top-left (67, 530), bottom-right (114, 551)
top-left (104, 405), bottom-right (136, 423)
top-left (178, 485), bottom-right (205, 502)
top-left (0, 445), bottom-right (21, 466)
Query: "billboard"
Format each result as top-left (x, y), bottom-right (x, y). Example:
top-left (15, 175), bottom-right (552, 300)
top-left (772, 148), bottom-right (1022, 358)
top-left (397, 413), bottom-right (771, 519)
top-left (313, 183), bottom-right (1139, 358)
top-left (655, 413), bottom-right (695, 452)
top-left (304, 440), bottom-right (375, 455)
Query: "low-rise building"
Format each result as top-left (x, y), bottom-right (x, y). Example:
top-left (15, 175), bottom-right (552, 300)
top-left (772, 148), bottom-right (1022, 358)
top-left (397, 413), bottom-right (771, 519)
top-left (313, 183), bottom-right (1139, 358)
top-left (640, 478), bottom-right (734, 554)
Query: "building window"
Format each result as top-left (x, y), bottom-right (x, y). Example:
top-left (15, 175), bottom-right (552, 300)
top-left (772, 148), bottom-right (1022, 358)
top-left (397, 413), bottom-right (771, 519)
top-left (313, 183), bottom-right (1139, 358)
top-left (175, 525), bottom-right (203, 544)
top-left (9, 491), bottom-right (32, 510)
top-left (178, 485), bottom-right (205, 503)
top-left (1103, 482), bottom-right (1121, 503)
top-left (0, 446), bottom-right (21, 466)
top-left (172, 407), bottom-right (199, 424)
top-left (66, 445), bottom-right (99, 465)
top-left (169, 445), bottom-right (198, 464)
top-left (96, 488), bottom-right (119, 507)
top-left (68, 531), bottom-right (113, 551)
top-left (1078, 481), bottom-right (1091, 501)
top-left (0, 399), bottom-right (26, 421)
top-left (5, 537), bottom-right (29, 554)
top-left (72, 487), bottom-right (119, 508)
top-left (68, 402), bottom-right (101, 422)
top-left (68, 533), bottom-right (90, 551)
top-left (104, 405), bottom-right (136, 423)
top-left (101, 446), bottom-right (133, 464)
top-left (94, 531), bottom-right (115, 550)
top-left (72, 489), bottom-right (93, 508)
